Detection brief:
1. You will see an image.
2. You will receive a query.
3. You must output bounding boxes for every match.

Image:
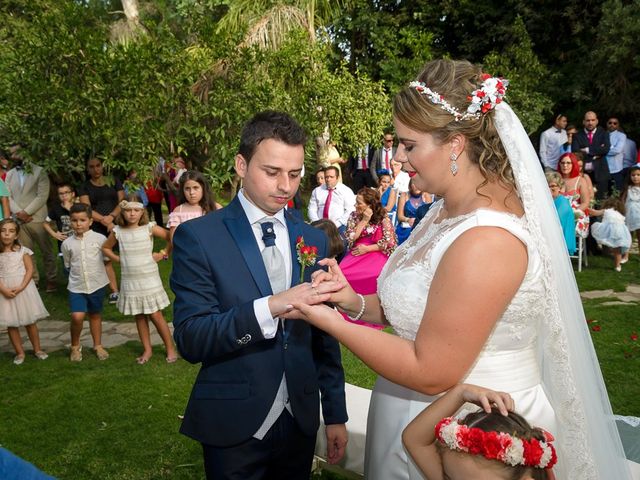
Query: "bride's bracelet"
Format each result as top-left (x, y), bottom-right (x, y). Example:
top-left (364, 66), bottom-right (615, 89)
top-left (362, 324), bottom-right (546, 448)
top-left (346, 293), bottom-right (366, 321)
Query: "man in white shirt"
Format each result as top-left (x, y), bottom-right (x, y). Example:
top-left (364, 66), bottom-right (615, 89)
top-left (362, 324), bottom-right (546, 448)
top-left (308, 166), bottom-right (356, 235)
top-left (539, 114), bottom-right (568, 170)
top-left (606, 117), bottom-right (627, 193)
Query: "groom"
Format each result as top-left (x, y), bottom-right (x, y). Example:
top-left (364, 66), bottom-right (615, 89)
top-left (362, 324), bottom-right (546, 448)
top-left (170, 111), bottom-right (348, 479)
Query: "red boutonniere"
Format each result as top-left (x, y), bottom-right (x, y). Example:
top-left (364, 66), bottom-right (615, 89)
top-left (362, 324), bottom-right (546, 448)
top-left (296, 236), bottom-right (318, 282)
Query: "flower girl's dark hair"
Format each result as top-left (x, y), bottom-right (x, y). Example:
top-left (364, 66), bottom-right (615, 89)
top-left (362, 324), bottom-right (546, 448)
top-left (0, 218), bottom-right (22, 251)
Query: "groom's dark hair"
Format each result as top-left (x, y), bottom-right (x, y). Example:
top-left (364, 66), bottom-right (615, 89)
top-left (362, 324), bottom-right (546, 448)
top-left (238, 111), bottom-right (307, 162)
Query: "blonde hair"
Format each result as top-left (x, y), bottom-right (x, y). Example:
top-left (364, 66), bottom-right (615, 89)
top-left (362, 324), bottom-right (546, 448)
top-left (393, 59), bottom-right (514, 195)
top-left (545, 171), bottom-right (564, 188)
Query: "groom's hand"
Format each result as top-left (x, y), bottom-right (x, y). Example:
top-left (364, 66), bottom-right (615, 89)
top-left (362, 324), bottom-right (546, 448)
top-left (268, 283), bottom-right (332, 318)
top-left (325, 423), bottom-right (348, 464)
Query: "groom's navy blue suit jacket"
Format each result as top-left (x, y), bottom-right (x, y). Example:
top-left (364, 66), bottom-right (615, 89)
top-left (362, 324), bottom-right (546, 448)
top-left (170, 196), bottom-right (348, 447)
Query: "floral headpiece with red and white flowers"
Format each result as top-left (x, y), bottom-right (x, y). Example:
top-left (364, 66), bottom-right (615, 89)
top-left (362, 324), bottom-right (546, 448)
top-left (435, 416), bottom-right (557, 469)
top-left (409, 73), bottom-right (508, 122)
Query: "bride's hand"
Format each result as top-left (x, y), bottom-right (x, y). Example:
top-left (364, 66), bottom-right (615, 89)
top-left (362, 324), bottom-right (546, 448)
top-left (311, 258), bottom-right (357, 309)
top-left (458, 384), bottom-right (514, 416)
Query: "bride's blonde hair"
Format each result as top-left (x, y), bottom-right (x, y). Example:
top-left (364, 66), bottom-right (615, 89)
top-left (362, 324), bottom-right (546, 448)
top-left (393, 59), bottom-right (515, 194)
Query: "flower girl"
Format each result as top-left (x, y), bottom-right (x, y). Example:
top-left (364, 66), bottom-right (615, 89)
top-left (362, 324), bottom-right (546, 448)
top-left (0, 219), bottom-right (49, 364)
top-left (402, 383), bottom-right (556, 480)
top-left (589, 196), bottom-right (632, 271)
top-left (102, 196), bottom-right (178, 364)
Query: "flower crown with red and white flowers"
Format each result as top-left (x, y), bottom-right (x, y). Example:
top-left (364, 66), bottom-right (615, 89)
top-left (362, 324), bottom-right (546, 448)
top-left (409, 73), bottom-right (508, 122)
top-left (435, 416), bottom-right (557, 469)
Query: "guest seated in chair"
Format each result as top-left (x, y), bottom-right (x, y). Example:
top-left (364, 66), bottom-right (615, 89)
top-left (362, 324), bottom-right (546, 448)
top-left (396, 179), bottom-right (433, 244)
top-left (339, 188), bottom-right (397, 329)
top-left (547, 171), bottom-right (576, 255)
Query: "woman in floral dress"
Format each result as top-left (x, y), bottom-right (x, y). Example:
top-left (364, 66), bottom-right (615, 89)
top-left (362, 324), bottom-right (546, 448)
top-left (558, 152), bottom-right (591, 238)
top-left (339, 188), bottom-right (397, 329)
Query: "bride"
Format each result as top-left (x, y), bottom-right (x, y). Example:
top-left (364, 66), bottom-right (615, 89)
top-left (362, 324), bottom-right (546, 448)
top-left (288, 59), bottom-right (631, 479)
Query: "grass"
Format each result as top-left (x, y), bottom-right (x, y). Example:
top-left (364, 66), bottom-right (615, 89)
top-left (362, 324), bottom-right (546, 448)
top-left (1, 238), bottom-right (638, 478)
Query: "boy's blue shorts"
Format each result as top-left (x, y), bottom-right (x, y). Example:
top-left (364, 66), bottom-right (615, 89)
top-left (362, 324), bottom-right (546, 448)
top-left (69, 287), bottom-right (106, 314)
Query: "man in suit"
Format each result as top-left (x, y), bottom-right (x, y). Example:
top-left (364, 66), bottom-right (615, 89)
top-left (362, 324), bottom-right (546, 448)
top-left (572, 111), bottom-right (611, 200)
top-left (170, 111), bottom-right (348, 480)
top-left (370, 132), bottom-right (396, 185)
top-left (5, 145), bottom-right (56, 290)
top-left (346, 144), bottom-right (376, 192)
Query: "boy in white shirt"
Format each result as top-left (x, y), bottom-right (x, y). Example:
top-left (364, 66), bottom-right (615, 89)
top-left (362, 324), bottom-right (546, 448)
top-left (61, 203), bottom-right (110, 362)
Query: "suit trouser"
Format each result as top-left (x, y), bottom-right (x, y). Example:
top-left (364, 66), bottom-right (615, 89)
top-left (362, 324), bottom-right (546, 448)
top-left (18, 221), bottom-right (56, 284)
top-left (202, 411), bottom-right (316, 480)
top-left (351, 169), bottom-right (376, 193)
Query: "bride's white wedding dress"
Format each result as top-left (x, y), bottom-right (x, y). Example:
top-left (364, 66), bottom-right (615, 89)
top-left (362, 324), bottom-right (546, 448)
top-left (368, 202), bottom-right (558, 479)
top-left (362, 102), bottom-right (632, 480)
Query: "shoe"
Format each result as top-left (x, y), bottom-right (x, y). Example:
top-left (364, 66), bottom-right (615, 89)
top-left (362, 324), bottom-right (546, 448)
top-left (35, 351), bottom-right (48, 360)
top-left (621, 256), bottom-right (629, 264)
top-left (94, 345), bottom-right (109, 361)
top-left (166, 355), bottom-right (178, 364)
top-left (615, 265), bottom-right (622, 272)
top-left (45, 282), bottom-right (57, 293)
top-left (13, 354), bottom-right (25, 365)
top-left (108, 292), bottom-right (119, 304)
top-left (70, 345), bottom-right (82, 362)
top-left (136, 356), bottom-right (150, 365)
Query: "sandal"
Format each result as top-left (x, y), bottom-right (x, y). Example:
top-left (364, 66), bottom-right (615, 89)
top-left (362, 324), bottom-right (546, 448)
top-left (136, 355), bottom-right (151, 365)
top-left (94, 345), bottom-right (109, 361)
top-left (35, 351), bottom-right (48, 360)
top-left (13, 354), bottom-right (25, 365)
top-left (70, 345), bottom-right (82, 362)
top-left (166, 355), bottom-right (178, 364)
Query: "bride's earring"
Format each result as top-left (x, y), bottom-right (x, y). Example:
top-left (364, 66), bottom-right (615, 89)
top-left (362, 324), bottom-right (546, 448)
top-left (449, 152), bottom-right (458, 176)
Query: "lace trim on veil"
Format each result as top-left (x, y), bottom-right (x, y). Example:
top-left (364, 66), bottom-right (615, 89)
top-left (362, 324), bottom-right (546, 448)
top-left (494, 103), bottom-right (631, 479)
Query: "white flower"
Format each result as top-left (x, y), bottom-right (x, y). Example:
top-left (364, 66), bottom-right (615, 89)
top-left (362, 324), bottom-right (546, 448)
top-left (502, 437), bottom-right (524, 466)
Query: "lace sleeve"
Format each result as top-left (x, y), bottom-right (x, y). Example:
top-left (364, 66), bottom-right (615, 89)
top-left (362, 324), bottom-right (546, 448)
top-left (377, 216), bottom-right (397, 256)
top-left (345, 211), bottom-right (359, 249)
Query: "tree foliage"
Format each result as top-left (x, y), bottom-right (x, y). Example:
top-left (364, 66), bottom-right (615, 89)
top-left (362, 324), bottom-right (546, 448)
top-left (0, 0), bottom-right (638, 188)
top-left (0, 0), bottom-right (388, 189)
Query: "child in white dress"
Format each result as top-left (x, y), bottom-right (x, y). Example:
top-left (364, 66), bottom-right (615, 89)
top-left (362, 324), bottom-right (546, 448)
top-left (0, 219), bottom-right (49, 364)
top-left (590, 196), bottom-right (632, 271)
top-left (622, 165), bottom-right (640, 262)
top-left (102, 195), bottom-right (177, 364)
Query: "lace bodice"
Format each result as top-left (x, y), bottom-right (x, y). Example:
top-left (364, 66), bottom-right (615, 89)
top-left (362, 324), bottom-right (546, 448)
top-left (378, 200), bottom-right (544, 353)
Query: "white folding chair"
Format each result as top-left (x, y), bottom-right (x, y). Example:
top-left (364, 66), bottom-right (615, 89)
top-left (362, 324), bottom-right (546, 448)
top-left (570, 235), bottom-right (588, 272)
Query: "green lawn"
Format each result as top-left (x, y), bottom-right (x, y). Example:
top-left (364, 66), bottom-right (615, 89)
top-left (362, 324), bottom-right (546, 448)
top-left (0, 241), bottom-right (638, 479)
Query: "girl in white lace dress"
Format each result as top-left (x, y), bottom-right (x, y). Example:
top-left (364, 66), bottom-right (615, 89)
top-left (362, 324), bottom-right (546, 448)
top-left (589, 196), bottom-right (632, 272)
top-left (0, 219), bottom-right (48, 365)
top-left (102, 196), bottom-right (177, 364)
top-left (289, 60), bottom-right (632, 479)
top-left (622, 166), bottom-right (640, 261)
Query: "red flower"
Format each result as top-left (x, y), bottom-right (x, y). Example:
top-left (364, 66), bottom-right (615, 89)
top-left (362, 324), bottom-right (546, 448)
top-left (465, 428), bottom-right (485, 455)
top-left (523, 438), bottom-right (543, 466)
top-left (592, 325), bottom-right (601, 332)
top-left (481, 73), bottom-right (491, 80)
top-left (296, 236), bottom-right (318, 282)
top-left (631, 333), bottom-right (638, 341)
top-left (482, 431), bottom-right (502, 460)
top-left (476, 90), bottom-right (486, 98)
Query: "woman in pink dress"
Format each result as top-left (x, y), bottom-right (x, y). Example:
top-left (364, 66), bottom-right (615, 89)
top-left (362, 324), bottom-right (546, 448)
top-left (339, 187), bottom-right (397, 328)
